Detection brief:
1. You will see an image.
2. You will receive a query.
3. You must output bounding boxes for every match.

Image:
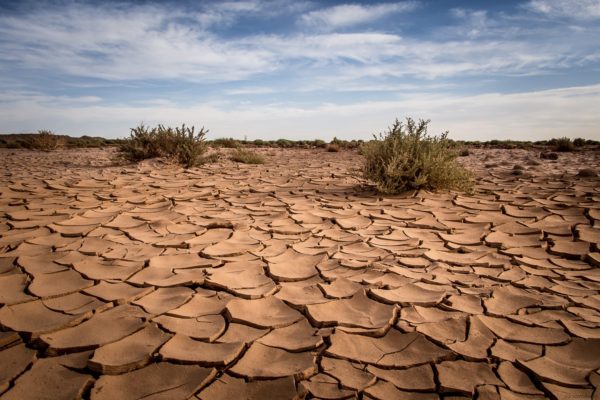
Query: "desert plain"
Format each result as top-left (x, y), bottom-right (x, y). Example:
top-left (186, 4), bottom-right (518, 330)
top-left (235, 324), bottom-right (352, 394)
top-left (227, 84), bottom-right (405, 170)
top-left (0, 145), bottom-right (599, 400)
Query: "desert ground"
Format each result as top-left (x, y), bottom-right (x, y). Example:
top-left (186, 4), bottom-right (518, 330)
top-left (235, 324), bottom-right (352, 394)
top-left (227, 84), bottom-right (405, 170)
top-left (0, 145), bottom-right (599, 400)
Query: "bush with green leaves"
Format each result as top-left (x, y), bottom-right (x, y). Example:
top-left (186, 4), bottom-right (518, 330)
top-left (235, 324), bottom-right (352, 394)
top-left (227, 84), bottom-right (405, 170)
top-left (361, 118), bottom-right (473, 194)
top-left (118, 124), bottom-right (207, 167)
top-left (30, 130), bottom-right (65, 151)
top-left (230, 148), bottom-right (265, 164)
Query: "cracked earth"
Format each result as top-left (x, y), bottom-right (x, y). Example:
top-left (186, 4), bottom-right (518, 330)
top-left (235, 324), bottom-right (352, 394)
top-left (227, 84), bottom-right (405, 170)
top-left (0, 146), bottom-right (599, 400)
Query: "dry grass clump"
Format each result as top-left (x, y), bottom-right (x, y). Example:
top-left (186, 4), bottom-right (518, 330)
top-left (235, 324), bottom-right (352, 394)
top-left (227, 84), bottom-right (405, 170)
top-left (361, 118), bottom-right (473, 194)
top-left (30, 130), bottom-right (65, 151)
top-left (118, 124), bottom-right (207, 167)
top-left (326, 143), bottom-right (340, 152)
top-left (230, 148), bottom-right (265, 164)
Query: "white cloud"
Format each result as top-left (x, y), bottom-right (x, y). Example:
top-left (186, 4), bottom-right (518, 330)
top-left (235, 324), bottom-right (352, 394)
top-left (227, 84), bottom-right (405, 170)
top-left (300, 2), bottom-right (418, 29)
top-left (0, 1), bottom-right (597, 86)
top-left (0, 3), bottom-right (276, 83)
top-left (525, 0), bottom-right (600, 20)
top-left (2, 85), bottom-right (598, 141)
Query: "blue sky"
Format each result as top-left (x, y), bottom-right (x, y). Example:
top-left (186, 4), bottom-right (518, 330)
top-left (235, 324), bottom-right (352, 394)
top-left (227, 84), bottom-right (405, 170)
top-left (0, 0), bottom-right (599, 140)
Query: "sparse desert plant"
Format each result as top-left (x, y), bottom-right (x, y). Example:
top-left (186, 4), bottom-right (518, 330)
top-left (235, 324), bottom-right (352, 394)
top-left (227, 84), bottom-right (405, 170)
top-left (573, 138), bottom-right (586, 147)
top-left (211, 137), bottom-right (241, 148)
top-left (313, 139), bottom-right (326, 148)
top-left (30, 130), bottom-right (65, 151)
top-left (361, 118), bottom-right (473, 193)
top-left (275, 139), bottom-right (293, 148)
top-left (230, 148), bottom-right (265, 164)
top-left (118, 124), bottom-right (162, 161)
top-left (118, 123), bottom-right (207, 167)
top-left (554, 137), bottom-right (575, 152)
top-left (458, 148), bottom-right (470, 157)
top-left (326, 143), bottom-right (340, 152)
top-left (172, 124), bottom-right (208, 168)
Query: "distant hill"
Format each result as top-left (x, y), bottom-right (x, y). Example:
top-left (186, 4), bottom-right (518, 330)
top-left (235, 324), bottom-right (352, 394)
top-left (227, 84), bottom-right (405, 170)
top-left (0, 133), bottom-right (122, 149)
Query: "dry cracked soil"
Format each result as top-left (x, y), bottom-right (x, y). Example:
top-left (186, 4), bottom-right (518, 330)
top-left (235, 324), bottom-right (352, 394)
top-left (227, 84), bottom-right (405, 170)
top-left (0, 146), bottom-right (599, 400)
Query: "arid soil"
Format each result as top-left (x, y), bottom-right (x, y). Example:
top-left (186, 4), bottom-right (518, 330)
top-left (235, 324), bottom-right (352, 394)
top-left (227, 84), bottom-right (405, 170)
top-left (0, 146), bottom-right (599, 400)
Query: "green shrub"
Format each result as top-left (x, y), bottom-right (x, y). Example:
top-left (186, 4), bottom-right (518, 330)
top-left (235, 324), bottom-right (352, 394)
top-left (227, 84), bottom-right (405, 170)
top-left (573, 138), bottom-right (586, 147)
top-left (118, 123), bottom-right (207, 167)
top-left (30, 130), bottom-right (65, 151)
top-left (230, 148), bottom-right (265, 164)
top-left (361, 118), bottom-right (472, 194)
top-left (554, 137), bottom-right (574, 152)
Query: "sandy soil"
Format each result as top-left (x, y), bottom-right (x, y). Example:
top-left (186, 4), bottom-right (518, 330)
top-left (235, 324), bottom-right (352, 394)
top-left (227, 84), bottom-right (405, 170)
top-left (0, 146), bottom-right (599, 399)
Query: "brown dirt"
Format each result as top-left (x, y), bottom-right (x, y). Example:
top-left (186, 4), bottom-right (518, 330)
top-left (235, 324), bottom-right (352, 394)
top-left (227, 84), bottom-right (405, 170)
top-left (0, 146), bottom-right (599, 399)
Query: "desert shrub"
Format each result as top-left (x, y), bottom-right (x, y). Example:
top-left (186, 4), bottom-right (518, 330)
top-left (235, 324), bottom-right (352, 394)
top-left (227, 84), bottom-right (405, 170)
top-left (211, 137), bottom-right (241, 148)
top-left (30, 130), bottom-right (65, 151)
top-left (252, 139), bottom-right (265, 147)
top-left (171, 125), bottom-right (208, 168)
top-left (275, 139), bottom-right (293, 148)
top-left (6, 141), bottom-right (22, 149)
top-left (313, 139), bottom-right (326, 148)
top-left (326, 143), bottom-right (340, 152)
top-left (118, 124), bottom-right (162, 161)
top-left (361, 118), bottom-right (473, 193)
top-left (458, 149), bottom-right (470, 157)
top-left (573, 138), bottom-right (586, 147)
top-left (230, 148), bottom-right (265, 164)
top-left (554, 137), bottom-right (574, 152)
top-left (118, 123), bottom-right (207, 167)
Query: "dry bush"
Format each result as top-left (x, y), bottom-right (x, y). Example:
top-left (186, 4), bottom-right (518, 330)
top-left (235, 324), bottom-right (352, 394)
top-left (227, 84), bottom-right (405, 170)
top-left (361, 118), bottom-right (473, 194)
top-left (30, 130), bottom-right (65, 151)
top-left (554, 137), bottom-right (575, 152)
top-left (118, 124), bottom-right (207, 167)
top-left (172, 125), bottom-right (208, 168)
top-left (230, 148), bottom-right (265, 164)
top-left (211, 138), bottom-right (241, 148)
top-left (326, 143), bottom-right (340, 152)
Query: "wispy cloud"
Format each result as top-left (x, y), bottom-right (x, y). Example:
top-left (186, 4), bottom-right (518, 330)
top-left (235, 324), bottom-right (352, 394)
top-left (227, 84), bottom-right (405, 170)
top-left (0, 2), bottom-right (276, 83)
top-left (525, 0), bottom-right (600, 20)
top-left (0, 1), bottom-right (597, 84)
top-left (300, 2), bottom-right (418, 30)
top-left (0, 1), bottom-right (598, 139)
